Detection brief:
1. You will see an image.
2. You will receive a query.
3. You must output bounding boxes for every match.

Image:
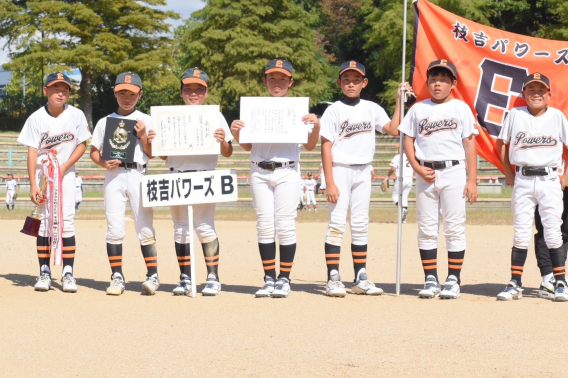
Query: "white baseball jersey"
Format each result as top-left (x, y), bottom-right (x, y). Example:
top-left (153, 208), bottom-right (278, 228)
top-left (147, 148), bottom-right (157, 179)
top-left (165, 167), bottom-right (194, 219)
top-left (18, 105), bottom-right (91, 164)
top-left (304, 178), bottom-right (317, 191)
top-left (166, 112), bottom-right (232, 171)
top-left (6, 179), bottom-right (17, 192)
top-left (75, 176), bottom-right (83, 188)
top-left (390, 153), bottom-right (414, 179)
top-left (498, 107), bottom-right (568, 167)
top-left (398, 99), bottom-right (477, 162)
top-left (320, 99), bottom-right (391, 164)
top-left (91, 110), bottom-right (152, 165)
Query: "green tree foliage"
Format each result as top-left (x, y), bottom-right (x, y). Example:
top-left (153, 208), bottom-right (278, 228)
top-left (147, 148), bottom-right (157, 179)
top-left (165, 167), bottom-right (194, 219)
top-left (178, 0), bottom-right (333, 120)
top-left (0, 0), bottom-right (179, 128)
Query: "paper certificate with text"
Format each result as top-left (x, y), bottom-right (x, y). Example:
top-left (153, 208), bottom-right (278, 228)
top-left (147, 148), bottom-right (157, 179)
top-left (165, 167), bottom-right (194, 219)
top-left (239, 97), bottom-right (310, 143)
top-left (151, 105), bottom-right (221, 156)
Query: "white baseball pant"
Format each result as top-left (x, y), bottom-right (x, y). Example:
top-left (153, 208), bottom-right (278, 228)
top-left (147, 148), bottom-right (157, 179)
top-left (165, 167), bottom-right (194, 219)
top-left (305, 190), bottom-right (316, 206)
top-left (170, 203), bottom-right (217, 244)
top-left (511, 171), bottom-right (563, 249)
top-left (326, 164), bottom-right (372, 246)
top-left (36, 168), bottom-right (76, 238)
top-left (392, 178), bottom-right (413, 207)
top-left (104, 167), bottom-right (156, 246)
top-left (251, 164), bottom-right (299, 245)
top-left (416, 163), bottom-right (466, 251)
top-left (75, 188), bottom-right (82, 203)
top-left (6, 191), bottom-right (15, 205)
top-left (299, 188), bottom-right (306, 206)
top-left (320, 172), bottom-right (326, 190)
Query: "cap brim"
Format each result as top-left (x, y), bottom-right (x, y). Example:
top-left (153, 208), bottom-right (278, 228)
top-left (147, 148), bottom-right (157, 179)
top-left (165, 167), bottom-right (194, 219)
top-left (523, 79), bottom-right (550, 89)
top-left (265, 68), bottom-right (293, 77)
top-left (427, 65), bottom-right (457, 78)
top-left (46, 80), bottom-right (72, 89)
top-left (182, 78), bottom-right (208, 87)
top-left (114, 84), bottom-right (141, 93)
top-left (339, 68), bottom-right (366, 76)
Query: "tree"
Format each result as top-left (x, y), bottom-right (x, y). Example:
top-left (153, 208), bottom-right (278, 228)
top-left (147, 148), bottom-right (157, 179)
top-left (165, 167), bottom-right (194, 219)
top-left (0, 0), bottom-right (179, 128)
top-left (178, 0), bottom-right (333, 120)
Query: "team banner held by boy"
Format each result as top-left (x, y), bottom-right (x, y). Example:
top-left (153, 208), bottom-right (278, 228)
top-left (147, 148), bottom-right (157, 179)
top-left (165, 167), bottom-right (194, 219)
top-left (411, 0), bottom-right (568, 173)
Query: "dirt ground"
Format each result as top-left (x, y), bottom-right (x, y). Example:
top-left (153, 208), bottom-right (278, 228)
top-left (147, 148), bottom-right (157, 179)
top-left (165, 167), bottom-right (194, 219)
top-left (0, 219), bottom-right (563, 377)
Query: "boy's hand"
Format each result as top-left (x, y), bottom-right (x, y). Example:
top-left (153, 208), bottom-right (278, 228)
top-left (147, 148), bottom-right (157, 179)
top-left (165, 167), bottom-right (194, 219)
top-left (231, 120), bottom-right (245, 138)
top-left (326, 182), bottom-right (340, 204)
top-left (416, 166), bottom-right (435, 183)
top-left (397, 82), bottom-right (414, 100)
top-left (104, 159), bottom-right (122, 170)
top-left (135, 120), bottom-right (147, 138)
top-left (59, 162), bottom-right (69, 175)
top-left (561, 173), bottom-right (568, 190)
top-left (30, 186), bottom-right (44, 206)
top-left (147, 129), bottom-right (156, 143)
top-left (463, 180), bottom-right (478, 205)
top-left (505, 171), bottom-right (515, 186)
top-left (214, 128), bottom-right (226, 143)
top-left (302, 114), bottom-right (320, 128)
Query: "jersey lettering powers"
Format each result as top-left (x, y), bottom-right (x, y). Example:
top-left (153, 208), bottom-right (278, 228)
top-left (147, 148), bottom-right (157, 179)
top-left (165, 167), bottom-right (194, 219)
top-left (398, 99), bottom-right (477, 162)
top-left (320, 99), bottom-right (391, 164)
top-left (498, 106), bottom-right (568, 167)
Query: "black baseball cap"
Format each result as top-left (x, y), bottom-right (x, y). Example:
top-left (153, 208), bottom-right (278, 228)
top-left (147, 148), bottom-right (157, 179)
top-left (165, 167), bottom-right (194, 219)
top-left (115, 72), bottom-right (143, 93)
top-left (265, 59), bottom-right (293, 77)
top-left (523, 73), bottom-right (550, 90)
top-left (45, 72), bottom-right (72, 89)
top-left (339, 61), bottom-right (366, 76)
top-left (427, 59), bottom-right (457, 79)
top-left (7, 173), bottom-right (13, 176)
top-left (181, 68), bottom-right (209, 87)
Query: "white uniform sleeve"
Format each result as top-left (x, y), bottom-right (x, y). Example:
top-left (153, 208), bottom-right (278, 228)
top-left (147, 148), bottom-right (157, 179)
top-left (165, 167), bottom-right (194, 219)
top-left (459, 102), bottom-right (477, 139)
top-left (17, 115), bottom-right (41, 149)
top-left (219, 113), bottom-right (233, 142)
top-left (398, 105), bottom-right (416, 137)
top-left (143, 113), bottom-right (153, 132)
top-left (498, 108), bottom-right (514, 143)
top-left (319, 106), bottom-right (337, 143)
top-left (559, 111), bottom-right (568, 148)
top-left (374, 104), bottom-right (391, 133)
top-left (390, 154), bottom-right (399, 168)
top-left (76, 110), bottom-right (92, 143)
top-left (90, 118), bottom-right (106, 151)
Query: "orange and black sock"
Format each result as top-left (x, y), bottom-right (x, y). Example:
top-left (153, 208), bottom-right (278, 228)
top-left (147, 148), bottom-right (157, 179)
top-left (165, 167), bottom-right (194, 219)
top-left (325, 243), bottom-right (341, 280)
top-left (37, 236), bottom-right (51, 274)
top-left (107, 243), bottom-right (123, 279)
top-left (352, 244), bottom-right (367, 281)
top-left (448, 250), bottom-right (465, 284)
top-left (175, 242), bottom-right (191, 278)
top-left (510, 247), bottom-right (528, 286)
top-left (202, 239), bottom-right (219, 280)
top-left (259, 242), bottom-right (276, 280)
top-left (278, 243), bottom-right (296, 280)
top-left (62, 236), bottom-right (76, 276)
top-left (550, 246), bottom-right (567, 283)
top-left (141, 244), bottom-right (158, 277)
top-left (419, 248), bottom-right (438, 282)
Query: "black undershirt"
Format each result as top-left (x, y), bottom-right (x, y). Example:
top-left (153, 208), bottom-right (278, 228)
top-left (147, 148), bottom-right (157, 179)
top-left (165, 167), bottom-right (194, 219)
top-left (340, 96), bottom-right (360, 106)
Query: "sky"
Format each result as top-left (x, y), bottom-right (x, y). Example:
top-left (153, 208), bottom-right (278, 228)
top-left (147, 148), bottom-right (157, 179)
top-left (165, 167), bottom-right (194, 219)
top-left (0, 0), bottom-right (206, 64)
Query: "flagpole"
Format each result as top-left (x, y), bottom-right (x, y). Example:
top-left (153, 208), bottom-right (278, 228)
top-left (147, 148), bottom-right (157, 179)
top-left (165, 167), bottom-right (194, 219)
top-left (396, 0), bottom-right (409, 297)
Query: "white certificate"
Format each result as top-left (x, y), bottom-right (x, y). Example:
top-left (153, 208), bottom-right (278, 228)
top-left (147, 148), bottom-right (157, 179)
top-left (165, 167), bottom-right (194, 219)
top-left (151, 105), bottom-right (221, 156)
top-left (239, 97), bottom-right (310, 143)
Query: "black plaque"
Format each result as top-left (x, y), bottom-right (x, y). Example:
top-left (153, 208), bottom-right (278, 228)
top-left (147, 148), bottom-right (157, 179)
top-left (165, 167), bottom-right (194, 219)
top-left (102, 118), bottom-right (137, 163)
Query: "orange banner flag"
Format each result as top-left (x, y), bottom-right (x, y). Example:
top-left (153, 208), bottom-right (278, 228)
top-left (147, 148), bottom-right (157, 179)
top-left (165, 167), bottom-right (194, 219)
top-left (411, 0), bottom-right (568, 174)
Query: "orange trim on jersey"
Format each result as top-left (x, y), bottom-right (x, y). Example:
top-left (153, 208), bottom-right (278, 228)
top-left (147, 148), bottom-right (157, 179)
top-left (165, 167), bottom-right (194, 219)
top-left (448, 258), bottom-right (463, 263)
top-left (146, 263), bottom-right (158, 267)
top-left (325, 253), bottom-right (341, 258)
top-left (423, 265), bottom-right (438, 270)
top-left (62, 253), bottom-right (75, 258)
top-left (263, 264), bottom-right (276, 270)
top-left (352, 252), bottom-right (367, 256)
top-left (448, 264), bottom-right (462, 269)
top-left (326, 260), bottom-right (340, 264)
top-left (37, 246), bottom-right (50, 251)
top-left (422, 259), bottom-right (437, 264)
top-left (110, 262), bottom-right (122, 267)
top-left (280, 267), bottom-right (292, 272)
top-left (108, 256), bottom-right (122, 261)
top-left (37, 253), bottom-right (51, 258)
top-left (280, 262), bottom-right (293, 266)
top-left (179, 262), bottom-right (191, 266)
top-left (262, 259), bottom-right (276, 264)
top-left (62, 246), bottom-right (76, 251)
top-left (204, 256), bottom-right (219, 261)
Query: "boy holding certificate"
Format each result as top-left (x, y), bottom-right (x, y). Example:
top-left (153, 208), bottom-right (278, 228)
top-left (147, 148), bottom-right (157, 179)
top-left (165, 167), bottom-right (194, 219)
top-left (230, 59), bottom-right (320, 298)
top-left (158, 67), bottom-right (233, 296)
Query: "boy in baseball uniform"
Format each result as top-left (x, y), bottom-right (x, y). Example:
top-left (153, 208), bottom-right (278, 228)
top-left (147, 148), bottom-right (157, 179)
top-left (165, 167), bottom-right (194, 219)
top-left (298, 169), bottom-right (306, 211)
top-left (496, 73), bottom-right (568, 302)
top-left (90, 72), bottom-right (159, 296)
top-left (5, 173), bottom-right (17, 211)
top-left (320, 61), bottom-right (409, 297)
top-left (399, 60), bottom-right (478, 300)
top-left (156, 67), bottom-right (233, 296)
top-left (304, 172), bottom-right (317, 211)
top-left (231, 59), bottom-right (321, 298)
top-left (75, 173), bottom-right (83, 210)
top-left (18, 72), bottom-right (91, 292)
top-left (385, 144), bottom-right (414, 223)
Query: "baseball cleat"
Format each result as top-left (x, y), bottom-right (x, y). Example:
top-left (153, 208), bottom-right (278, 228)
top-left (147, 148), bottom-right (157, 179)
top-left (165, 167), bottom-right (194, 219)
top-left (554, 281), bottom-right (568, 302)
top-left (496, 280), bottom-right (523, 301)
top-left (202, 279), bottom-right (222, 296)
top-left (142, 275), bottom-right (160, 295)
top-left (61, 274), bottom-right (78, 293)
top-left (106, 275), bottom-right (125, 295)
top-left (402, 208), bottom-right (408, 223)
top-left (272, 278), bottom-right (291, 298)
top-left (255, 277), bottom-right (275, 298)
top-left (326, 272), bottom-right (347, 297)
top-left (352, 278), bottom-right (383, 295)
top-left (439, 275), bottom-right (460, 299)
top-left (418, 275), bottom-right (441, 298)
top-left (173, 279), bottom-right (192, 296)
top-left (34, 272), bottom-right (51, 292)
top-left (538, 278), bottom-right (555, 299)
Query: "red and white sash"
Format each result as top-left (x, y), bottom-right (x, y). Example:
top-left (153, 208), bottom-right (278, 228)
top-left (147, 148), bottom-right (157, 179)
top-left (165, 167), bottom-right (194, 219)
top-left (42, 150), bottom-right (64, 266)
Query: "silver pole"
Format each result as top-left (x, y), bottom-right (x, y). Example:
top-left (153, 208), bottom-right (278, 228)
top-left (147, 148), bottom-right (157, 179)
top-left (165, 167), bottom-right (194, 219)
top-left (396, 0), bottom-right (409, 297)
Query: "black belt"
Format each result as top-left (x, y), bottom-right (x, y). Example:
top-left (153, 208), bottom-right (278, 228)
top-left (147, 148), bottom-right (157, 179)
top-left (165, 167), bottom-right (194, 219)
top-left (119, 162), bottom-right (146, 170)
top-left (516, 166), bottom-right (556, 176)
top-left (170, 168), bottom-right (197, 173)
top-left (422, 160), bottom-right (460, 170)
top-left (253, 161), bottom-right (295, 171)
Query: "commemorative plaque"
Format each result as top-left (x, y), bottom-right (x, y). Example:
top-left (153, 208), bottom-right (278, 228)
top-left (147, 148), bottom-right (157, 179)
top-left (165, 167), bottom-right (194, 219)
top-left (102, 118), bottom-right (137, 163)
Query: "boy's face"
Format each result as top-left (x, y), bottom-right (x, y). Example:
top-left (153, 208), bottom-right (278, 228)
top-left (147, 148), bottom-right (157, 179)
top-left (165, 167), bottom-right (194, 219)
top-left (522, 82), bottom-right (550, 111)
top-left (263, 72), bottom-right (293, 97)
top-left (115, 89), bottom-right (142, 112)
top-left (43, 83), bottom-right (70, 107)
top-left (337, 71), bottom-right (368, 98)
top-left (427, 72), bottom-right (455, 102)
top-left (180, 83), bottom-right (208, 105)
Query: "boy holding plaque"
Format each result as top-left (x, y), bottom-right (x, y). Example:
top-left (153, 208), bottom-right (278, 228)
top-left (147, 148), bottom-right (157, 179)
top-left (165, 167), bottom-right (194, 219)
top-left (90, 72), bottom-right (160, 296)
top-left (158, 67), bottom-right (233, 296)
top-left (231, 59), bottom-right (321, 298)
top-left (17, 72), bottom-right (91, 293)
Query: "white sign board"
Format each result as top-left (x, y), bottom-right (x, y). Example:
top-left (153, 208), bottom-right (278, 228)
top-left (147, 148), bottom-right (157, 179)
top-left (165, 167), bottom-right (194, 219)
top-left (239, 97), bottom-right (310, 144)
top-left (142, 169), bottom-right (238, 208)
top-left (151, 105), bottom-right (221, 157)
